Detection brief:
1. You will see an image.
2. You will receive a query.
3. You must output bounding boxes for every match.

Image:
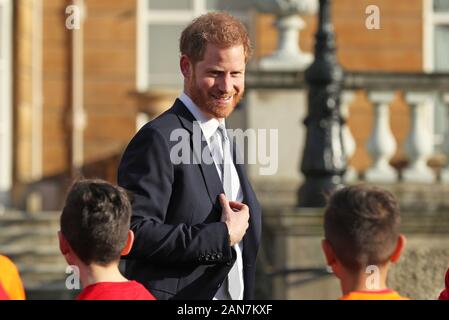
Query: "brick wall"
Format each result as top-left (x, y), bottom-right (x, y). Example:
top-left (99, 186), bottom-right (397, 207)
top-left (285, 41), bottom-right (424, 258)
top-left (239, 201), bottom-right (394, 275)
top-left (39, 0), bottom-right (138, 181)
top-left (83, 0), bottom-right (137, 178)
top-left (42, 0), bottom-right (70, 177)
top-left (14, 0), bottom-right (35, 183)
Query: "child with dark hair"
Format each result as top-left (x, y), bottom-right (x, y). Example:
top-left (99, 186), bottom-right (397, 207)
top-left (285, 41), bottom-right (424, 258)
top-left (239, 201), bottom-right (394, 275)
top-left (321, 185), bottom-right (408, 300)
top-left (59, 179), bottom-right (155, 300)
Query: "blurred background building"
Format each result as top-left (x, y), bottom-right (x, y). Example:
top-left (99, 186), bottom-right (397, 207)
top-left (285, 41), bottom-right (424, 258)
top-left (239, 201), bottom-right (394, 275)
top-left (0, 0), bottom-right (449, 299)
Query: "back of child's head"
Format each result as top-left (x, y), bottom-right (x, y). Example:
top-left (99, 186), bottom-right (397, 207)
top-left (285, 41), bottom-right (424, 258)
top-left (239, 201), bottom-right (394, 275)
top-left (324, 185), bottom-right (401, 271)
top-left (60, 179), bottom-right (131, 266)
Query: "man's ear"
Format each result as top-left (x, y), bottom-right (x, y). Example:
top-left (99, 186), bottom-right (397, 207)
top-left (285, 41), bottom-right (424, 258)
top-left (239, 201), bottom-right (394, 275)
top-left (121, 230), bottom-right (134, 256)
top-left (390, 234), bottom-right (406, 263)
top-left (180, 55), bottom-right (192, 78)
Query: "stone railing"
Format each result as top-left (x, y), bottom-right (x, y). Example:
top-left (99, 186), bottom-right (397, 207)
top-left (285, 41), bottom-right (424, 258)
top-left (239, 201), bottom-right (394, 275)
top-left (246, 70), bottom-right (449, 184)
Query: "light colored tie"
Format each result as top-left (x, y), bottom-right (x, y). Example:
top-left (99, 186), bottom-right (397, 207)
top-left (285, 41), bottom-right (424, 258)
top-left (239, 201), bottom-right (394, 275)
top-left (216, 124), bottom-right (241, 300)
top-left (216, 124), bottom-right (232, 198)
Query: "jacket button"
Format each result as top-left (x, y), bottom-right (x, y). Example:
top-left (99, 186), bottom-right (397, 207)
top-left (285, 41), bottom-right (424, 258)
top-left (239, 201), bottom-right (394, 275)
top-left (217, 253), bottom-right (223, 259)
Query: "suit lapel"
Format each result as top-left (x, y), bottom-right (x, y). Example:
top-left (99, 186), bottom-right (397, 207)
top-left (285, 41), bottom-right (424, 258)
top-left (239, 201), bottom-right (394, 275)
top-left (173, 100), bottom-right (224, 206)
top-left (229, 135), bottom-right (254, 207)
top-left (230, 136), bottom-right (261, 265)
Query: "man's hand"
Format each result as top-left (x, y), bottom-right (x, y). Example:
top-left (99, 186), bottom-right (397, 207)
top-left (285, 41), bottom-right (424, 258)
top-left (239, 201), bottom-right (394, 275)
top-left (219, 194), bottom-right (250, 247)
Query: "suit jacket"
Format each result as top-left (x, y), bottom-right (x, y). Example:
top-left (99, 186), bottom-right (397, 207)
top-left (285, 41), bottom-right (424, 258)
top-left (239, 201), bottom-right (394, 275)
top-left (117, 99), bottom-right (262, 300)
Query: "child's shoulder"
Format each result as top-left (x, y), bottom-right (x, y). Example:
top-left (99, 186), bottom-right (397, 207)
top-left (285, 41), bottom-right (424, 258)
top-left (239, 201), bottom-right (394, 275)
top-left (77, 281), bottom-right (156, 300)
top-left (0, 255), bottom-right (14, 267)
top-left (340, 289), bottom-right (408, 300)
top-left (0, 255), bottom-right (20, 276)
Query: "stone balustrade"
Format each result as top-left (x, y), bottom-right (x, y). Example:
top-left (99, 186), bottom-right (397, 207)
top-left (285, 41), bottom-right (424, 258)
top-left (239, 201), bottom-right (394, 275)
top-left (246, 70), bottom-right (449, 184)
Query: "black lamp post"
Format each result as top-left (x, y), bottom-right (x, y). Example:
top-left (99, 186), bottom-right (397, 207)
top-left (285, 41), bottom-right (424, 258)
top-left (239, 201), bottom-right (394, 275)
top-left (297, 0), bottom-right (346, 207)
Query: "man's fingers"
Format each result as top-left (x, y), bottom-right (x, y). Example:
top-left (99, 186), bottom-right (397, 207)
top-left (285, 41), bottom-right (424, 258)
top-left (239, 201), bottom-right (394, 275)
top-left (219, 193), bottom-right (231, 210)
top-left (228, 201), bottom-right (247, 211)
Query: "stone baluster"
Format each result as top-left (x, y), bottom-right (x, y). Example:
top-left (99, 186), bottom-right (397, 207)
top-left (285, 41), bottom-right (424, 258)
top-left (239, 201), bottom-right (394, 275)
top-left (440, 93), bottom-right (449, 182)
top-left (341, 91), bottom-right (357, 182)
top-left (403, 92), bottom-right (435, 183)
top-left (365, 91), bottom-right (398, 183)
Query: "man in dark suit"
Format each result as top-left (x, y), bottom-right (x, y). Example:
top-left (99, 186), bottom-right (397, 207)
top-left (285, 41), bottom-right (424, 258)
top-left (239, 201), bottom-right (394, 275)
top-left (117, 12), bottom-right (261, 300)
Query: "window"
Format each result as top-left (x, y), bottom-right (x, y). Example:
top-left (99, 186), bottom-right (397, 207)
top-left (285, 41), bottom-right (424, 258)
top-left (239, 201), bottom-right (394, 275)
top-left (422, 0), bottom-right (449, 151)
top-left (432, 0), bottom-right (449, 150)
top-left (432, 0), bottom-right (449, 71)
top-left (0, 0), bottom-right (12, 203)
top-left (434, 0), bottom-right (449, 12)
top-left (423, 0), bottom-right (449, 72)
top-left (136, 0), bottom-right (253, 91)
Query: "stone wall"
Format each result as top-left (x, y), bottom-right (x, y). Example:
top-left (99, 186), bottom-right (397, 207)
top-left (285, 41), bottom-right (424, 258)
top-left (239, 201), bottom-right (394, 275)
top-left (259, 204), bottom-right (449, 300)
top-left (389, 237), bottom-right (449, 299)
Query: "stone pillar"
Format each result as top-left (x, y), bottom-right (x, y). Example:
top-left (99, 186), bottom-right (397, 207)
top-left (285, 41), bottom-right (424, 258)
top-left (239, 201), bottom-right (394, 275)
top-left (255, 0), bottom-right (318, 71)
top-left (262, 207), bottom-right (342, 299)
top-left (132, 88), bottom-right (179, 130)
top-left (440, 93), bottom-right (449, 183)
top-left (0, 0), bottom-right (13, 207)
top-left (341, 91), bottom-right (357, 182)
top-left (365, 91), bottom-right (397, 183)
top-left (403, 92), bottom-right (435, 183)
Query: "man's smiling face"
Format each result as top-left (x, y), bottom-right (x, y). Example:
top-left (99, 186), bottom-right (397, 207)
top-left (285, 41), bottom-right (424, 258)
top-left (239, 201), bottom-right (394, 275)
top-left (182, 43), bottom-right (246, 119)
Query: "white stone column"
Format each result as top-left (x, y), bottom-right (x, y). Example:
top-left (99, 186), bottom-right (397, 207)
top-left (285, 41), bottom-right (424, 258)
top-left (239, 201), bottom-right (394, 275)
top-left (440, 94), bottom-right (449, 182)
top-left (259, 14), bottom-right (313, 71)
top-left (0, 0), bottom-right (12, 207)
top-left (71, 0), bottom-right (86, 175)
top-left (341, 91), bottom-right (357, 182)
top-left (365, 92), bottom-right (398, 183)
top-left (255, 0), bottom-right (318, 71)
top-left (403, 92), bottom-right (435, 183)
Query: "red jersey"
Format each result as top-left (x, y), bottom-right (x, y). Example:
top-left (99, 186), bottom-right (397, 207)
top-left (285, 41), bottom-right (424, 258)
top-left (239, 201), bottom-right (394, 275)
top-left (438, 268), bottom-right (449, 300)
top-left (77, 281), bottom-right (156, 300)
top-left (0, 282), bottom-right (10, 300)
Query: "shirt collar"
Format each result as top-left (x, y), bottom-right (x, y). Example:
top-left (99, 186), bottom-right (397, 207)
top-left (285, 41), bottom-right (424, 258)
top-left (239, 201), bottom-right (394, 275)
top-left (179, 92), bottom-right (225, 142)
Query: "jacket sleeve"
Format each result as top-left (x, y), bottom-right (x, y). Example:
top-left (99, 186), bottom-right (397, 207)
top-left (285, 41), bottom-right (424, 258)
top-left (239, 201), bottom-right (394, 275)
top-left (118, 126), bottom-right (233, 266)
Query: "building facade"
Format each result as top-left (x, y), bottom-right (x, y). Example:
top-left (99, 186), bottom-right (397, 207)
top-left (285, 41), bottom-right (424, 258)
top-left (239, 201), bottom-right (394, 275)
top-left (0, 0), bottom-right (448, 208)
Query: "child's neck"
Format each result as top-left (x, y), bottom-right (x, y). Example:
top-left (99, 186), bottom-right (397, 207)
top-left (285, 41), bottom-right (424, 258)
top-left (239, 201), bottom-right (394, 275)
top-left (341, 266), bottom-right (389, 295)
top-left (80, 263), bottom-right (128, 288)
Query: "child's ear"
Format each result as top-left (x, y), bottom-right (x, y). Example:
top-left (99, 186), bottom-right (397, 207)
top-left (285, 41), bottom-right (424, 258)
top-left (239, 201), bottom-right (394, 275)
top-left (322, 239), bottom-right (337, 267)
top-left (58, 231), bottom-right (69, 255)
top-left (121, 230), bottom-right (134, 256)
top-left (390, 234), bottom-right (406, 263)
top-left (322, 239), bottom-right (343, 277)
top-left (58, 231), bottom-right (76, 266)
top-left (58, 231), bottom-right (81, 267)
